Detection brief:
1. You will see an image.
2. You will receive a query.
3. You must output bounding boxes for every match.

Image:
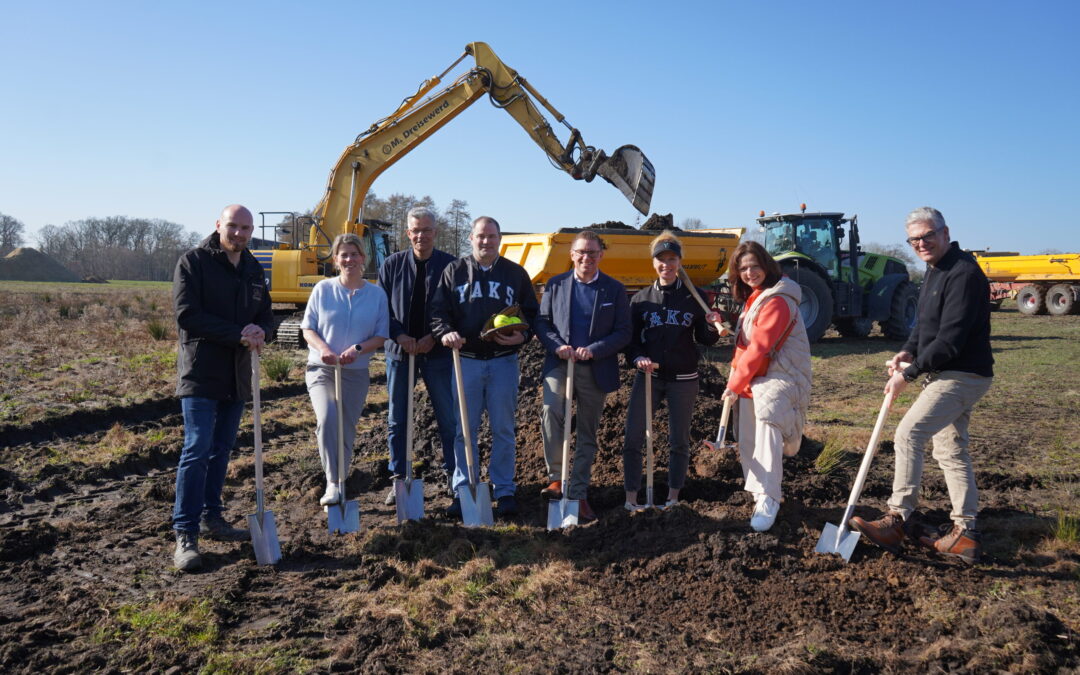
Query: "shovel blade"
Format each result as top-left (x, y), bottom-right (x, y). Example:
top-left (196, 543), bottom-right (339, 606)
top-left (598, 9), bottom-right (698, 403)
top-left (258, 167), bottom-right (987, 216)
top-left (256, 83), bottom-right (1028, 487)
top-left (247, 510), bottom-right (282, 566)
top-left (546, 498), bottom-right (580, 531)
top-left (458, 483), bottom-right (493, 528)
top-left (596, 145), bottom-right (655, 215)
top-left (815, 522), bottom-right (861, 562)
top-left (394, 478), bottom-right (425, 523)
top-left (328, 500), bottom-right (361, 535)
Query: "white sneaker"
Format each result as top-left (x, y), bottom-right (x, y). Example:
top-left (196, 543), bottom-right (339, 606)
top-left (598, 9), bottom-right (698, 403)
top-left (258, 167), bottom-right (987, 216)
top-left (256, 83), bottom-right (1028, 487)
top-left (750, 494), bottom-right (779, 532)
top-left (662, 499), bottom-right (679, 510)
top-left (624, 502), bottom-right (646, 512)
top-left (319, 484), bottom-right (341, 506)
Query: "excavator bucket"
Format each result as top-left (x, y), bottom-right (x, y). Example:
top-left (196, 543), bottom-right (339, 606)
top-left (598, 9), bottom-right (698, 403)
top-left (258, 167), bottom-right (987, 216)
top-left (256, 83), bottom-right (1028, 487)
top-left (597, 145), bottom-right (655, 215)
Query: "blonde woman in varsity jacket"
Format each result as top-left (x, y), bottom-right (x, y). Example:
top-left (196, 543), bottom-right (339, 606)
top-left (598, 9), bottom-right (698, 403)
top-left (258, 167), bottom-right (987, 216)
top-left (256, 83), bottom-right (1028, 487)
top-left (622, 232), bottom-right (723, 511)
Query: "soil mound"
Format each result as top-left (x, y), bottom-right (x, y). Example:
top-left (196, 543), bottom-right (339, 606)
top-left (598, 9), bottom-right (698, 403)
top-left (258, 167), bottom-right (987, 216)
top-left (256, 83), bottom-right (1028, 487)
top-left (641, 212), bottom-right (678, 231)
top-left (0, 248), bottom-right (81, 282)
top-left (584, 220), bottom-right (635, 231)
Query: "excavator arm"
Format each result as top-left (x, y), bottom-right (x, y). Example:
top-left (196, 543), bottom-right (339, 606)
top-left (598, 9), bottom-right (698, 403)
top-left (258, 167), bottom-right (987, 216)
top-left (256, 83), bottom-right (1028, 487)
top-left (311, 41), bottom-right (654, 254)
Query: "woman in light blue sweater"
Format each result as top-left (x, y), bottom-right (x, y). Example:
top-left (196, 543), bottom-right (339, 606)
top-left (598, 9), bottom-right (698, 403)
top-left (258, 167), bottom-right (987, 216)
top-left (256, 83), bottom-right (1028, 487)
top-left (301, 233), bottom-right (389, 505)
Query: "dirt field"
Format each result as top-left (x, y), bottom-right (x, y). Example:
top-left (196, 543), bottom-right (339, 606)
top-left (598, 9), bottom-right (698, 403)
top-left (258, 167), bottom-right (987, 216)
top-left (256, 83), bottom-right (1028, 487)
top-left (1, 281), bottom-right (1078, 673)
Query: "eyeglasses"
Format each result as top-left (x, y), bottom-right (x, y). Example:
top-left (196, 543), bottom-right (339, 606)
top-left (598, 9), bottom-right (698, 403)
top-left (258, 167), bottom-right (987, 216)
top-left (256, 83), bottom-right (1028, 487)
top-left (572, 249), bottom-right (602, 258)
top-left (906, 229), bottom-right (941, 246)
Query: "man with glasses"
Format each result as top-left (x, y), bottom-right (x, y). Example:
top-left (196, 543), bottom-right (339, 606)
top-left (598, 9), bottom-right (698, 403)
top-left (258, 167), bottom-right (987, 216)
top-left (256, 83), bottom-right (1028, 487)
top-left (534, 231), bottom-right (632, 522)
top-left (378, 206), bottom-right (459, 503)
top-left (850, 207), bottom-right (994, 564)
top-left (431, 216), bottom-right (539, 518)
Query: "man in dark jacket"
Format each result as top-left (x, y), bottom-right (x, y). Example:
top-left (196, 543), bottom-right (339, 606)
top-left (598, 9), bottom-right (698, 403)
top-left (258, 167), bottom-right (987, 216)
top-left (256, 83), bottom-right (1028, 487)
top-left (172, 204), bottom-right (273, 571)
top-left (850, 207), bottom-right (994, 564)
top-left (431, 216), bottom-right (539, 518)
top-left (535, 231), bottom-right (631, 521)
top-left (378, 206), bottom-right (458, 504)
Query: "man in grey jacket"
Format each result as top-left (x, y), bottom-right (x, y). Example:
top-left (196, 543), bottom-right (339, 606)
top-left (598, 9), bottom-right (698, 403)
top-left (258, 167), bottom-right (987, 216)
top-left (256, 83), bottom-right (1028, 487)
top-left (535, 231), bottom-right (632, 521)
top-left (172, 204), bottom-right (273, 571)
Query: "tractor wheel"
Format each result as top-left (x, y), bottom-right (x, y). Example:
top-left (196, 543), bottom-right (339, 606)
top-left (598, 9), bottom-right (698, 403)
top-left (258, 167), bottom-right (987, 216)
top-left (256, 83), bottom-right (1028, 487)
top-left (782, 264), bottom-right (832, 343)
top-left (882, 282), bottom-right (918, 341)
top-left (1016, 284), bottom-right (1047, 316)
top-left (835, 317), bottom-right (873, 338)
top-left (1046, 284), bottom-right (1077, 316)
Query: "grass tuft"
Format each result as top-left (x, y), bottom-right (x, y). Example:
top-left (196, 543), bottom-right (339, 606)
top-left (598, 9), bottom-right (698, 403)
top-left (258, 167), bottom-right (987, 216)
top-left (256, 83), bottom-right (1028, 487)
top-left (1051, 510), bottom-right (1080, 543)
top-left (261, 348), bottom-right (295, 382)
top-left (146, 318), bottom-right (170, 341)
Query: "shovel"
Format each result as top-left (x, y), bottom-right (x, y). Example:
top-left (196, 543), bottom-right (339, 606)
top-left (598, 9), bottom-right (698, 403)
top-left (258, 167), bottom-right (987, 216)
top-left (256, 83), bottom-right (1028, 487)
top-left (246, 349), bottom-right (281, 565)
top-left (547, 359), bottom-right (579, 530)
top-left (394, 353), bottom-right (425, 523)
top-left (815, 389), bottom-right (897, 561)
top-left (327, 363), bottom-right (360, 534)
top-left (451, 348), bottom-right (493, 527)
top-left (644, 369), bottom-right (657, 509)
top-left (702, 396), bottom-right (735, 452)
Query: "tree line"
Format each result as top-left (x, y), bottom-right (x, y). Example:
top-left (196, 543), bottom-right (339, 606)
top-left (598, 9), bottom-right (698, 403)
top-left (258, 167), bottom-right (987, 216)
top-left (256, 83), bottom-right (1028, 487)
top-left (37, 216), bottom-right (200, 281)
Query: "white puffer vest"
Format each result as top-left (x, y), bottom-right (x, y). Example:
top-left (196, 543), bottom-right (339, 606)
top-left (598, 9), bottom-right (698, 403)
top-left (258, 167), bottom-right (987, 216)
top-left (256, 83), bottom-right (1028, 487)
top-left (737, 278), bottom-right (813, 456)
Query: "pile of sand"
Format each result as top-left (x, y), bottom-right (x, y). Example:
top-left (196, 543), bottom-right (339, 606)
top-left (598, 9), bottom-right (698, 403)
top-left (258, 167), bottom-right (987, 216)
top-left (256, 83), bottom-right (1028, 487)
top-left (0, 248), bottom-right (82, 282)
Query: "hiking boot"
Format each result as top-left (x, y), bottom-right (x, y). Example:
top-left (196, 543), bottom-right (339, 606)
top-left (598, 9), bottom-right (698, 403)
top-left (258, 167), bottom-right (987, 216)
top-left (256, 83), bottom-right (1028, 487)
top-left (750, 494), bottom-right (779, 532)
top-left (199, 515), bottom-right (247, 541)
top-left (494, 495), bottom-right (518, 517)
top-left (446, 497), bottom-right (462, 518)
top-left (173, 531), bottom-right (202, 571)
top-left (849, 511), bottom-right (906, 554)
top-left (541, 481), bottom-right (563, 500)
top-left (319, 483), bottom-right (341, 506)
top-left (384, 484), bottom-right (397, 506)
top-left (578, 499), bottom-right (597, 523)
top-left (920, 524), bottom-right (982, 564)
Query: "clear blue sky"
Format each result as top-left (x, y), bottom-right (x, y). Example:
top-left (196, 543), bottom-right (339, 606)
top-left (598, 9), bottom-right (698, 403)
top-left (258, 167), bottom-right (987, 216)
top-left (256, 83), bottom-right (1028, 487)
top-left (2, 1), bottom-right (1077, 253)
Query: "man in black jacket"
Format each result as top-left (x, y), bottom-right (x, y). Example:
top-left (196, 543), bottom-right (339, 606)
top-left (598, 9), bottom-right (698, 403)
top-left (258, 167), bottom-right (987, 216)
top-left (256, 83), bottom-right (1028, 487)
top-left (430, 216), bottom-right (539, 518)
top-left (172, 204), bottom-right (273, 571)
top-left (850, 207), bottom-right (993, 564)
top-left (378, 206), bottom-right (458, 503)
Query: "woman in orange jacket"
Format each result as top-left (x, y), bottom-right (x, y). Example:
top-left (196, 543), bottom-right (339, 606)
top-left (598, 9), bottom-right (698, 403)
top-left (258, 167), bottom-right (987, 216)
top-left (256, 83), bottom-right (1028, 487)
top-left (721, 241), bottom-right (812, 531)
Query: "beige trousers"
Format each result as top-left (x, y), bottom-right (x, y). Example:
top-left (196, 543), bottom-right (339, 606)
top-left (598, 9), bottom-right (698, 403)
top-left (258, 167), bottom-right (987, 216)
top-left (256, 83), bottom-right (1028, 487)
top-left (888, 370), bottom-right (993, 528)
top-left (737, 397), bottom-right (784, 502)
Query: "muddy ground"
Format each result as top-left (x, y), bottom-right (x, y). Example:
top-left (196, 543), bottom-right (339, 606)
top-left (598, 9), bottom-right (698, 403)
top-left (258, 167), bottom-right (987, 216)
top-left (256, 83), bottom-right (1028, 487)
top-left (0, 286), bottom-right (1078, 673)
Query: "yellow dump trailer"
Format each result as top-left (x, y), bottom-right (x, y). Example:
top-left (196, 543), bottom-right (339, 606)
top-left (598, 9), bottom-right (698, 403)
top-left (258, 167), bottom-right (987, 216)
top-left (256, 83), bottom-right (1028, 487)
top-left (500, 227), bottom-right (744, 292)
top-left (972, 252), bottom-right (1080, 315)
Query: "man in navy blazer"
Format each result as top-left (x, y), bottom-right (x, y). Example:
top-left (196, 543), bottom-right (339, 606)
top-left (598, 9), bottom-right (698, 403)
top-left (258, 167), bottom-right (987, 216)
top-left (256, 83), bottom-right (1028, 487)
top-left (534, 230), bottom-right (632, 521)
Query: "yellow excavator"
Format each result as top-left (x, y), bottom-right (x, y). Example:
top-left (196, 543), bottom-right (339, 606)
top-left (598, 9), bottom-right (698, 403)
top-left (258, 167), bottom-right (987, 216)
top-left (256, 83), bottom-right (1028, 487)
top-left (254, 41), bottom-right (654, 345)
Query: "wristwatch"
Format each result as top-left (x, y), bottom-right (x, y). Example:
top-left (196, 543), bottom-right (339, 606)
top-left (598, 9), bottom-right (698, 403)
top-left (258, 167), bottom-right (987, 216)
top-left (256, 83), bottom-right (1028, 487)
top-left (354, 344), bottom-right (363, 354)
top-left (902, 367), bottom-right (918, 383)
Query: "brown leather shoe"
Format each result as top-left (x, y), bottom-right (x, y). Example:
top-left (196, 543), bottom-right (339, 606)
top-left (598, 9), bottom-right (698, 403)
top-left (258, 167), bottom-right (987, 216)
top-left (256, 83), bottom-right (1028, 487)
top-left (849, 511), bottom-right (906, 554)
top-left (920, 524), bottom-right (981, 564)
top-left (578, 499), bottom-right (597, 523)
top-left (541, 481), bottom-right (562, 500)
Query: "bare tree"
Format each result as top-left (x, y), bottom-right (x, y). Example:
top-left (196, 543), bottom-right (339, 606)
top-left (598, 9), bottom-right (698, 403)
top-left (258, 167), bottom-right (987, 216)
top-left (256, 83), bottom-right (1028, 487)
top-left (444, 199), bottom-right (471, 256)
top-left (0, 213), bottom-right (27, 256)
top-left (680, 217), bottom-right (705, 230)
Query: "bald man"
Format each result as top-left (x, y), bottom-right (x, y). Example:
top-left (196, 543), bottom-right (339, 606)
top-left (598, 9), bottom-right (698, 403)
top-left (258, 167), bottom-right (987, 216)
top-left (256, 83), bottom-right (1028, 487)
top-left (171, 204), bottom-right (273, 571)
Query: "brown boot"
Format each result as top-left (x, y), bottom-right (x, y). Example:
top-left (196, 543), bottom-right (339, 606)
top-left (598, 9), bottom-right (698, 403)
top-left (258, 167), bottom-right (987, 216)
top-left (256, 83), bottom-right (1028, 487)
top-left (849, 511), bottom-right (906, 554)
top-left (920, 524), bottom-right (981, 564)
top-left (541, 481), bottom-right (562, 500)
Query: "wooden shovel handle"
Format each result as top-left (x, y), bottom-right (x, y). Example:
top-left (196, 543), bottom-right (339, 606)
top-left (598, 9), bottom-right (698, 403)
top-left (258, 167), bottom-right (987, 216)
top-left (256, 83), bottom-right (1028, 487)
top-left (451, 348), bottom-right (477, 488)
top-left (560, 359), bottom-right (575, 485)
top-left (677, 267), bottom-right (728, 336)
top-left (405, 353), bottom-right (415, 481)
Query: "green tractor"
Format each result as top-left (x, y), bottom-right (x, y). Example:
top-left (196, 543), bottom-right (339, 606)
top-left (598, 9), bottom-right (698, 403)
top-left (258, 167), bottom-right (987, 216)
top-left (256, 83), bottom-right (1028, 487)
top-left (756, 207), bottom-right (918, 343)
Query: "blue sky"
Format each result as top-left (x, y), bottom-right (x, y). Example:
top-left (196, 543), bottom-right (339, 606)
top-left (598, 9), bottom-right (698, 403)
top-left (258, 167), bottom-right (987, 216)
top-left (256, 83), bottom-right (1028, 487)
top-left (2, 1), bottom-right (1077, 253)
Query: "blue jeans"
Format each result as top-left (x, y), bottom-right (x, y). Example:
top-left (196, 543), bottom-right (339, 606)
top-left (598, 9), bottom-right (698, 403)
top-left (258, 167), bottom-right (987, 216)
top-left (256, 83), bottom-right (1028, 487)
top-left (386, 354), bottom-right (457, 477)
top-left (451, 354), bottom-right (519, 499)
top-left (173, 396), bottom-right (245, 534)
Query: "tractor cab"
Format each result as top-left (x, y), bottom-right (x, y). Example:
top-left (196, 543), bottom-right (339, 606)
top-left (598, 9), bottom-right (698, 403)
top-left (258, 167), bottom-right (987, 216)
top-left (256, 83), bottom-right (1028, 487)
top-left (760, 211), bottom-right (849, 281)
